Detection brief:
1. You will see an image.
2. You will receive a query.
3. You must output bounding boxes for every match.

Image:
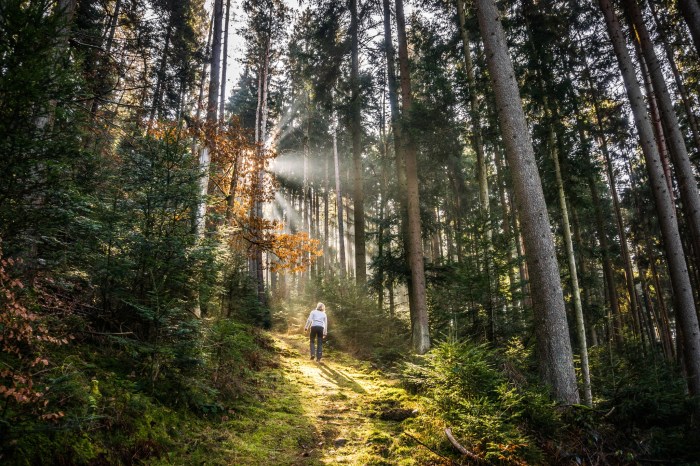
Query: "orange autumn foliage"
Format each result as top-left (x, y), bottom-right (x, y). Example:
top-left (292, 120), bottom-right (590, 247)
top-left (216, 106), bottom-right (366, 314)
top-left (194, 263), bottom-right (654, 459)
top-left (0, 252), bottom-right (65, 421)
top-left (175, 118), bottom-right (322, 272)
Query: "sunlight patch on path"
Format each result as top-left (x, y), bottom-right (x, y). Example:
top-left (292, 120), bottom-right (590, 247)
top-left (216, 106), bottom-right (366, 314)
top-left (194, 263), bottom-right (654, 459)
top-left (274, 333), bottom-right (403, 465)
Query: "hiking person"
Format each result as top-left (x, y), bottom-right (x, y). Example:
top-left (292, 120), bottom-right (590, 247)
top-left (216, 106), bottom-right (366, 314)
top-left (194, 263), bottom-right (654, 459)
top-left (304, 303), bottom-right (327, 362)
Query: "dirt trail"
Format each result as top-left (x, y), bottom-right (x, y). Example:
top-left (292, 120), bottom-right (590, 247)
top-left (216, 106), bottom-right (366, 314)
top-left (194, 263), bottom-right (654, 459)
top-left (273, 333), bottom-right (422, 465)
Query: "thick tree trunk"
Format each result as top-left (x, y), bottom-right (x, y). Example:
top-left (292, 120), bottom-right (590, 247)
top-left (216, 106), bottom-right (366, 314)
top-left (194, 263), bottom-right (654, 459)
top-left (396, 0), bottom-right (430, 354)
top-left (678, 0), bottom-right (700, 58)
top-left (625, 0), bottom-right (700, 271)
top-left (475, 0), bottom-right (579, 404)
top-left (350, 0), bottom-right (367, 286)
top-left (648, 1), bottom-right (700, 155)
top-left (598, 0), bottom-right (700, 397)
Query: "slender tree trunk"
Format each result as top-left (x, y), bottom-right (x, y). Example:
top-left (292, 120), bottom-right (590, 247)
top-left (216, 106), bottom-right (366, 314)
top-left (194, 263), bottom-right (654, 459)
top-left (396, 0), bottom-right (430, 354)
top-left (678, 0), bottom-right (700, 58)
top-left (599, 0), bottom-right (700, 397)
top-left (475, 0), bottom-right (579, 404)
top-left (195, 1), bottom-right (223, 238)
top-left (333, 108), bottom-right (346, 278)
top-left (324, 154), bottom-right (330, 272)
top-left (494, 145), bottom-right (518, 314)
top-left (588, 77), bottom-right (639, 342)
top-left (457, 0), bottom-right (496, 337)
top-left (650, 250), bottom-right (676, 361)
top-left (90, 0), bottom-right (121, 116)
top-left (208, 0), bottom-right (224, 124)
top-left (219, 0), bottom-right (231, 121)
top-left (303, 92), bottom-right (311, 283)
top-left (589, 176), bottom-right (622, 346)
top-left (572, 208), bottom-right (598, 347)
top-left (252, 38), bottom-right (271, 307)
top-left (549, 115), bottom-right (592, 406)
top-left (148, 16), bottom-right (173, 125)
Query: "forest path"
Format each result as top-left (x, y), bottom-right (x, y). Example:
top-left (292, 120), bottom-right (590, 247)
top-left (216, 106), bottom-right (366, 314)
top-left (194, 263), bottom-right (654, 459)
top-left (271, 333), bottom-right (437, 465)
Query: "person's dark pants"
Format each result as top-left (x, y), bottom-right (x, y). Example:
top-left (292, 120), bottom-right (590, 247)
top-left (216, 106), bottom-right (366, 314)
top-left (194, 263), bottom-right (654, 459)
top-left (309, 326), bottom-right (324, 360)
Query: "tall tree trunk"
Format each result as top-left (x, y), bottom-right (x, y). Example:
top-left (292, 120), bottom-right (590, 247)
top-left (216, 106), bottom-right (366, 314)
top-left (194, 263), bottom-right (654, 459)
top-left (588, 75), bottom-right (639, 342)
top-left (395, 0), bottom-right (430, 354)
top-left (678, 0), bottom-right (700, 58)
top-left (457, 0), bottom-right (495, 337)
top-left (549, 114), bottom-right (592, 406)
top-left (324, 153), bottom-right (330, 272)
top-left (589, 176), bottom-right (622, 346)
top-left (648, 0), bottom-right (700, 155)
top-left (383, 0), bottom-right (415, 316)
top-left (252, 38), bottom-right (271, 307)
top-left (303, 92), bottom-right (311, 283)
top-left (219, 0), bottom-right (231, 121)
top-left (350, 0), bottom-right (367, 286)
top-left (148, 17), bottom-right (173, 125)
top-left (474, 0), bottom-right (579, 404)
top-left (625, 0), bottom-right (700, 271)
top-left (208, 0), bottom-right (224, 124)
top-left (196, 0), bottom-right (223, 238)
top-left (494, 144), bottom-right (519, 314)
top-left (90, 0), bottom-right (121, 116)
top-left (598, 0), bottom-right (700, 397)
top-left (333, 108), bottom-right (346, 278)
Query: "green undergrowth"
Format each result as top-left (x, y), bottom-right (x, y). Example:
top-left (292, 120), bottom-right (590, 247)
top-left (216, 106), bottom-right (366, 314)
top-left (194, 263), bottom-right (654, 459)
top-left (399, 338), bottom-right (700, 465)
top-left (0, 320), bottom-right (320, 465)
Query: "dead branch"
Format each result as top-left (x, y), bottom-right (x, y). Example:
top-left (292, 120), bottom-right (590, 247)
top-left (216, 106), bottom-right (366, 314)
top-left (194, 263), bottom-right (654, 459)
top-left (445, 428), bottom-right (486, 464)
top-left (402, 431), bottom-right (460, 465)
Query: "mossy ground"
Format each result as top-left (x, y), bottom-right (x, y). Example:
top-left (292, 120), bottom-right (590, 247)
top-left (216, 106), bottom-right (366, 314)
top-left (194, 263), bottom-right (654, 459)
top-left (147, 332), bottom-right (452, 465)
top-left (3, 331), bottom-right (466, 465)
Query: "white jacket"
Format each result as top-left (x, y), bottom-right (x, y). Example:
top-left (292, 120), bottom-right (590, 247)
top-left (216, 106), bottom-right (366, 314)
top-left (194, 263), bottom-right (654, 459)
top-left (305, 309), bottom-right (327, 334)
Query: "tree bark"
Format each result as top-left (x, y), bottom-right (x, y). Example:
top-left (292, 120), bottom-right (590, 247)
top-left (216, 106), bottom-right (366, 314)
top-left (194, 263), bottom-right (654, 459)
top-left (588, 75), bottom-right (638, 343)
top-left (333, 108), bottom-right (346, 278)
top-left (678, 0), bottom-right (700, 58)
top-left (208, 0), bottom-right (224, 124)
top-left (148, 15), bottom-right (173, 125)
top-left (395, 0), bottom-right (430, 354)
top-left (648, 0), bottom-right (700, 156)
top-left (549, 114), bottom-right (592, 406)
top-left (350, 0), bottom-right (367, 286)
top-left (598, 0), bottom-right (700, 397)
top-left (457, 0), bottom-right (495, 338)
top-left (625, 0), bottom-right (700, 271)
top-left (219, 0), bottom-right (231, 121)
top-left (474, 0), bottom-right (579, 404)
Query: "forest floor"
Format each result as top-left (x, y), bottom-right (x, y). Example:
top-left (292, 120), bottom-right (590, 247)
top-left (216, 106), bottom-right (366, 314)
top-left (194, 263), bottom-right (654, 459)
top-left (169, 332), bottom-right (449, 465)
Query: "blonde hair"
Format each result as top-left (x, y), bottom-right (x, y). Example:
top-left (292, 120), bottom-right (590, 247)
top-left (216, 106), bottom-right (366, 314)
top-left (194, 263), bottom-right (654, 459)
top-left (316, 302), bottom-right (325, 311)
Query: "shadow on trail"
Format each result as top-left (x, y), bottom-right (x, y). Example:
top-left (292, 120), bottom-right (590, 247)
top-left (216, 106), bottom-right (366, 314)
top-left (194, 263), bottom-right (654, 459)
top-left (318, 363), bottom-right (367, 394)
